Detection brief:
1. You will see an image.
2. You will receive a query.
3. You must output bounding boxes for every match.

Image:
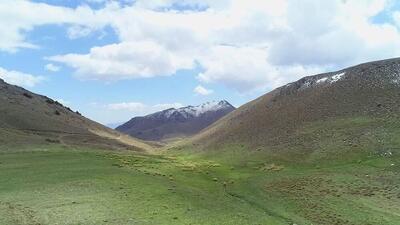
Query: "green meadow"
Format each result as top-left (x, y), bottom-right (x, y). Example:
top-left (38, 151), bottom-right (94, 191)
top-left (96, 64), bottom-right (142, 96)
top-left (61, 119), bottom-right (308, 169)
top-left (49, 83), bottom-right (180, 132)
top-left (1, 143), bottom-right (399, 225)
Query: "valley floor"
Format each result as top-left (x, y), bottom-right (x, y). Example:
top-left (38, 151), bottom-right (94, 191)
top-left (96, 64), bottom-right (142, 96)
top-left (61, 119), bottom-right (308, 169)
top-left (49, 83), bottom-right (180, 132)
top-left (0, 145), bottom-right (399, 225)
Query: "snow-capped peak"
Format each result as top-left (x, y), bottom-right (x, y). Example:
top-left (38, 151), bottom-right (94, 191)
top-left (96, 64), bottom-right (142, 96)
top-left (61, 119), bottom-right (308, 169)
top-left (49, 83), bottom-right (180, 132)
top-left (179, 100), bottom-right (233, 117)
top-left (148, 100), bottom-right (234, 119)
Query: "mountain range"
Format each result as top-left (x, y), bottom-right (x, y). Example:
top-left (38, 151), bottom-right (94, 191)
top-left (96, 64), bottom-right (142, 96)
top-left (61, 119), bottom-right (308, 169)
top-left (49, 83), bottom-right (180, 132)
top-left (116, 100), bottom-right (235, 141)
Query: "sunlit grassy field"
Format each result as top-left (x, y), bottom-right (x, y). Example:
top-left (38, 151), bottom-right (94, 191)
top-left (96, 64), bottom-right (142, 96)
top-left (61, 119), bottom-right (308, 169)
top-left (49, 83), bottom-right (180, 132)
top-left (1, 143), bottom-right (399, 225)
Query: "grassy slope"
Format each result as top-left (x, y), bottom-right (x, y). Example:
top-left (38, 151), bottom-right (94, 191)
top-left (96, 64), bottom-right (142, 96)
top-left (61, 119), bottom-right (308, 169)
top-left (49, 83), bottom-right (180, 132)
top-left (1, 132), bottom-right (400, 225)
top-left (191, 58), bottom-right (400, 154)
top-left (0, 78), bottom-right (152, 152)
top-left (0, 147), bottom-right (285, 225)
top-left (2, 101), bottom-right (400, 225)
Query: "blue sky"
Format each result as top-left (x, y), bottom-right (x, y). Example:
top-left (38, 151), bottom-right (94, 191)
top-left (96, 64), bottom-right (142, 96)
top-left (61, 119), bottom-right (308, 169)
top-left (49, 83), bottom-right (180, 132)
top-left (1, 0), bottom-right (400, 125)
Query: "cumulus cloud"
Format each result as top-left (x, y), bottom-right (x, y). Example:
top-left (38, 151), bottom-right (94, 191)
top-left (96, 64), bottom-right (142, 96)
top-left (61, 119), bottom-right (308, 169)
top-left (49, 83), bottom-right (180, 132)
top-left (153, 103), bottom-right (184, 110)
top-left (194, 85), bottom-right (213, 96)
top-left (67, 25), bottom-right (95, 39)
top-left (196, 46), bottom-right (275, 92)
top-left (0, 0), bottom-right (111, 52)
top-left (88, 101), bottom-right (183, 124)
top-left (85, 0), bottom-right (107, 3)
top-left (106, 102), bottom-right (147, 112)
top-left (86, 101), bottom-right (183, 124)
top-left (3, 0), bottom-right (400, 92)
top-left (45, 63), bottom-right (60, 72)
top-left (106, 101), bottom-right (183, 113)
top-left (0, 67), bottom-right (44, 87)
top-left (49, 41), bottom-right (194, 80)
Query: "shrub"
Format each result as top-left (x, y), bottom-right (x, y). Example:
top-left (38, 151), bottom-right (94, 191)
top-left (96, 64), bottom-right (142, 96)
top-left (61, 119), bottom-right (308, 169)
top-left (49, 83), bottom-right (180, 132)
top-left (45, 138), bottom-right (60, 143)
top-left (45, 99), bottom-right (55, 104)
top-left (54, 101), bottom-right (63, 106)
top-left (23, 93), bottom-right (33, 98)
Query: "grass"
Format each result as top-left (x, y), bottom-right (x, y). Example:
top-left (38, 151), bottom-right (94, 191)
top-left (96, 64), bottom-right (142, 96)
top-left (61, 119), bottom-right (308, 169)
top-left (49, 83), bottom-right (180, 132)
top-left (0, 142), bottom-right (400, 225)
top-left (1, 116), bottom-right (400, 225)
top-left (0, 146), bottom-right (283, 225)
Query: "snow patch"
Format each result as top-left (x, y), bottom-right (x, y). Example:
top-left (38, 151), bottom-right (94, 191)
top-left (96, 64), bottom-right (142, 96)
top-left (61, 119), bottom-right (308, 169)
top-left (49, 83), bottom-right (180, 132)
top-left (330, 72), bottom-right (345, 83)
top-left (163, 108), bottom-right (178, 118)
top-left (301, 71), bottom-right (346, 89)
top-left (316, 77), bottom-right (328, 84)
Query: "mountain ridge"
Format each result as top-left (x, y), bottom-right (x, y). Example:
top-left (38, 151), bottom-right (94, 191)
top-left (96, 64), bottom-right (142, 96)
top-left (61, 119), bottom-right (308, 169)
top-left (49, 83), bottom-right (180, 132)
top-left (0, 78), bottom-right (152, 151)
top-left (116, 100), bottom-right (235, 141)
top-left (189, 57), bottom-right (400, 162)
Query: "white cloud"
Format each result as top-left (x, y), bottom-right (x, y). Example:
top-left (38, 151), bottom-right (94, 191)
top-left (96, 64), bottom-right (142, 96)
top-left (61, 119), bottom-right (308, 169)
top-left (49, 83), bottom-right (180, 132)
top-left (0, 67), bottom-right (44, 87)
top-left (106, 102), bottom-right (147, 112)
top-left (85, 0), bottom-right (107, 3)
top-left (49, 40), bottom-right (194, 80)
top-left (0, 0), bottom-right (111, 52)
top-left (67, 25), bottom-right (94, 39)
top-left (194, 85), bottom-right (213, 96)
top-left (153, 103), bottom-right (184, 110)
top-left (106, 101), bottom-right (183, 113)
top-left (49, 0), bottom-right (400, 92)
top-left (197, 46), bottom-right (275, 92)
top-left (89, 101), bottom-right (184, 124)
top-left (45, 63), bottom-right (60, 72)
top-left (3, 0), bottom-right (400, 93)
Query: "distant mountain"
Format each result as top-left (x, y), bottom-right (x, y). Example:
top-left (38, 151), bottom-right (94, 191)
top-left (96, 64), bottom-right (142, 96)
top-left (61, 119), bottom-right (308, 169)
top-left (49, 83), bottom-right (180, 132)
top-left (0, 78), bottom-right (151, 151)
top-left (190, 58), bottom-right (400, 162)
top-left (107, 122), bottom-right (123, 129)
top-left (116, 100), bottom-right (235, 141)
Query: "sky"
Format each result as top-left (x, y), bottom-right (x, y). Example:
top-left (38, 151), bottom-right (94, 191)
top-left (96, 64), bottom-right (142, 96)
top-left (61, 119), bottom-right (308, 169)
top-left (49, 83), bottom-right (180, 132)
top-left (1, 0), bottom-right (400, 125)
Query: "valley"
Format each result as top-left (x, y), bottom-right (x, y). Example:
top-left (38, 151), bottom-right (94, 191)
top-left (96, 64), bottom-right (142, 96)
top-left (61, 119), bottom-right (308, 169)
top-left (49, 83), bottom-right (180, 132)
top-left (3, 1), bottom-right (400, 224)
top-left (1, 58), bottom-right (400, 225)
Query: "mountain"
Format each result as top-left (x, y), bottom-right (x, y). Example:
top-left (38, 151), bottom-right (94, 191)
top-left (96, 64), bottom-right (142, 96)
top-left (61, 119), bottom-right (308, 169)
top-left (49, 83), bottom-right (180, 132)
top-left (190, 58), bottom-right (400, 162)
top-left (0, 78), bottom-right (151, 151)
top-left (116, 100), bottom-right (235, 141)
top-left (106, 122), bottom-right (123, 129)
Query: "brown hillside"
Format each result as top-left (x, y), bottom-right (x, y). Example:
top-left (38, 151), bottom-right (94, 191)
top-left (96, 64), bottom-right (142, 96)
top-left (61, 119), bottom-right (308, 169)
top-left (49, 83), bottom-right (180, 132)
top-left (0, 78), bottom-right (152, 151)
top-left (191, 58), bottom-right (400, 159)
